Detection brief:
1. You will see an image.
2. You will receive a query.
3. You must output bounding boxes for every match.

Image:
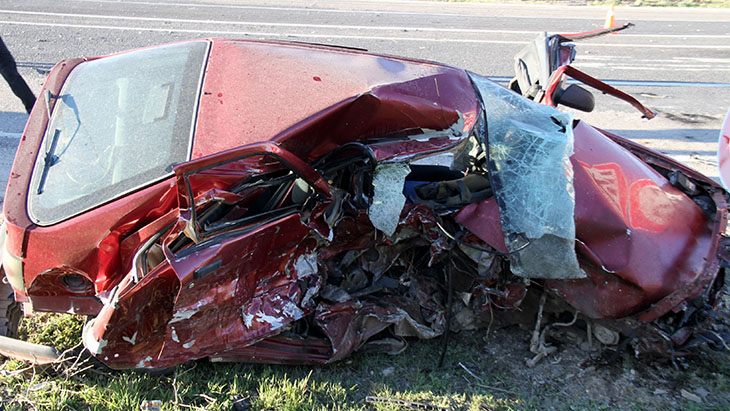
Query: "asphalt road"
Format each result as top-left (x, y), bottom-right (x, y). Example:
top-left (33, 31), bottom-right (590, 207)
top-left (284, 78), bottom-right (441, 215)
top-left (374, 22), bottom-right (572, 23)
top-left (1, 0), bottom-right (729, 194)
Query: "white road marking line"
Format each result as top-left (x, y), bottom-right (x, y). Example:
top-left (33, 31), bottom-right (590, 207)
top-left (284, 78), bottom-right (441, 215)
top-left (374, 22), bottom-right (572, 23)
top-left (621, 33), bottom-right (730, 39)
top-left (0, 10), bottom-right (541, 35)
top-left (70, 0), bottom-right (484, 18)
top-left (3, 9), bottom-right (729, 39)
top-left (580, 56), bottom-right (730, 63)
top-left (486, 76), bottom-right (730, 87)
top-left (575, 62), bottom-right (727, 69)
top-left (66, 0), bottom-right (730, 23)
top-left (596, 66), bottom-right (730, 72)
top-left (2, 20), bottom-right (730, 50)
top-left (675, 57), bottom-right (730, 63)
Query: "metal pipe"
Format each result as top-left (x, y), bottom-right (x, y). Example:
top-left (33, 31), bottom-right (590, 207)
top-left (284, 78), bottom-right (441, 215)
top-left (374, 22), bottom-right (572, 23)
top-left (0, 335), bottom-right (59, 364)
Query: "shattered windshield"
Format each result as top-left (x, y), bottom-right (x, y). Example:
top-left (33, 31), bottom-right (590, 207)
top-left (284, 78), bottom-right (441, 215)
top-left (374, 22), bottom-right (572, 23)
top-left (28, 41), bottom-right (209, 225)
top-left (469, 73), bottom-right (583, 279)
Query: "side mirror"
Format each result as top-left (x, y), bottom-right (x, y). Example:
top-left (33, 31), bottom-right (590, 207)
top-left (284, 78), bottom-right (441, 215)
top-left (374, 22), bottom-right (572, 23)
top-left (553, 84), bottom-right (595, 113)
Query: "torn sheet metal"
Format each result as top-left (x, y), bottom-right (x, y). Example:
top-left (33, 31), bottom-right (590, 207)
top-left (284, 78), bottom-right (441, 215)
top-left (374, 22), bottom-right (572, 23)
top-left (455, 199), bottom-right (508, 254)
top-left (315, 277), bottom-right (448, 362)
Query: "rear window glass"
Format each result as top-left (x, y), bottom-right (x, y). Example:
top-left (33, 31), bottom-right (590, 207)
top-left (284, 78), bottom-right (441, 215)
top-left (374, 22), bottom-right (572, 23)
top-left (28, 41), bottom-right (209, 225)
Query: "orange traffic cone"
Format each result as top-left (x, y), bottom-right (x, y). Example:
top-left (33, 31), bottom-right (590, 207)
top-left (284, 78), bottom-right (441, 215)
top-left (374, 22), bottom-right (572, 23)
top-left (603, 2), bottom-right (616, 29)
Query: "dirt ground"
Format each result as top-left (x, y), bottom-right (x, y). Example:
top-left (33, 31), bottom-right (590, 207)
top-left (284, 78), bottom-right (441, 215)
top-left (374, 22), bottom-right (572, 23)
top-left (429, 286), bottom-right (730, 410)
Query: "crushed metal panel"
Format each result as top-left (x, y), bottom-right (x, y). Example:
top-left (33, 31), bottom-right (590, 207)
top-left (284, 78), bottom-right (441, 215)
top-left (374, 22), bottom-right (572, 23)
top-left (469, 73), bottom-right (583, 279)
top-left (455, 199), bottom-right (508, 254)
top-left (545, 122), bottom-right (719, 319)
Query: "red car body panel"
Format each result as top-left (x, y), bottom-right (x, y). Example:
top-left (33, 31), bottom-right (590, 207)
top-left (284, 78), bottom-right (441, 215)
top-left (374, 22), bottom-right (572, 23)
top-left (193, 40), bottom-right (477, 163)
top-left (547, 122), bottom-right (716, 319)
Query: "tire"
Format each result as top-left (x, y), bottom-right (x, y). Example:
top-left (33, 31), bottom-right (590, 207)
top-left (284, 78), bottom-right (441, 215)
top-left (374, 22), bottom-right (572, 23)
top-left (0, 270), bottom-right (21, 338)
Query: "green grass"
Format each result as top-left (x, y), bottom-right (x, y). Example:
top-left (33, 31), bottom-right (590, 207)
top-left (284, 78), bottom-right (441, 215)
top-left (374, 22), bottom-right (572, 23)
top-left (18, 313), bottom-right (84, 353)
top-left (0, 314), bottom-right (519, 410)
top-left (2, 313), bottom-right (730, 410)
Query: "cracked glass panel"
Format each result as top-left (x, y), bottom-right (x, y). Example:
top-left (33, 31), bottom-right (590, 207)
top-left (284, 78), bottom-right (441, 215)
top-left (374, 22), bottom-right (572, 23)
top-left (469, 73), bottom-right (583, 279)
top-left (369, 163), bottom-right (411, 237)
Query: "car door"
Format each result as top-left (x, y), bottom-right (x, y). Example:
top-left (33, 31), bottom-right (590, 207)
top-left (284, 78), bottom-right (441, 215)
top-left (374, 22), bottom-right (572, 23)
top-left (156, 142), bottom-right (334, 361)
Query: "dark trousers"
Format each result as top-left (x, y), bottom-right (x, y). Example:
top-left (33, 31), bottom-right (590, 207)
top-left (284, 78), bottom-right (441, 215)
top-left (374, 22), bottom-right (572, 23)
top-left (0, 37), bottom-right (36, 113)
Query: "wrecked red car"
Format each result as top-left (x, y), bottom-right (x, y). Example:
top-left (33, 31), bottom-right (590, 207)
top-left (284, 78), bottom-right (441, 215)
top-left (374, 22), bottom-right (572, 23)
top-left (1, 28), bottom-right (729, 370)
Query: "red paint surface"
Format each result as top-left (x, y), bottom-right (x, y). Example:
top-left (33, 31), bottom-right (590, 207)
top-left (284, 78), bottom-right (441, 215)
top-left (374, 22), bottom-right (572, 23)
top-left (194, 40), bottom-right (477, 163)
top-left (3, 58), bottom-right (87, 258)
top-left (455, 199), bottom-right (508, 254)
top-left (544, 65), bottom-right (655, 119)
top-left (545, 122), bottom-right (714, 319)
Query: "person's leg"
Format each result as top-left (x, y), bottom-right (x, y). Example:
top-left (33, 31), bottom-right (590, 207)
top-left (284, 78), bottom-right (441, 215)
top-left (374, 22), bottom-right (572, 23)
top-left (0, 37), bottom-right (36, 113)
